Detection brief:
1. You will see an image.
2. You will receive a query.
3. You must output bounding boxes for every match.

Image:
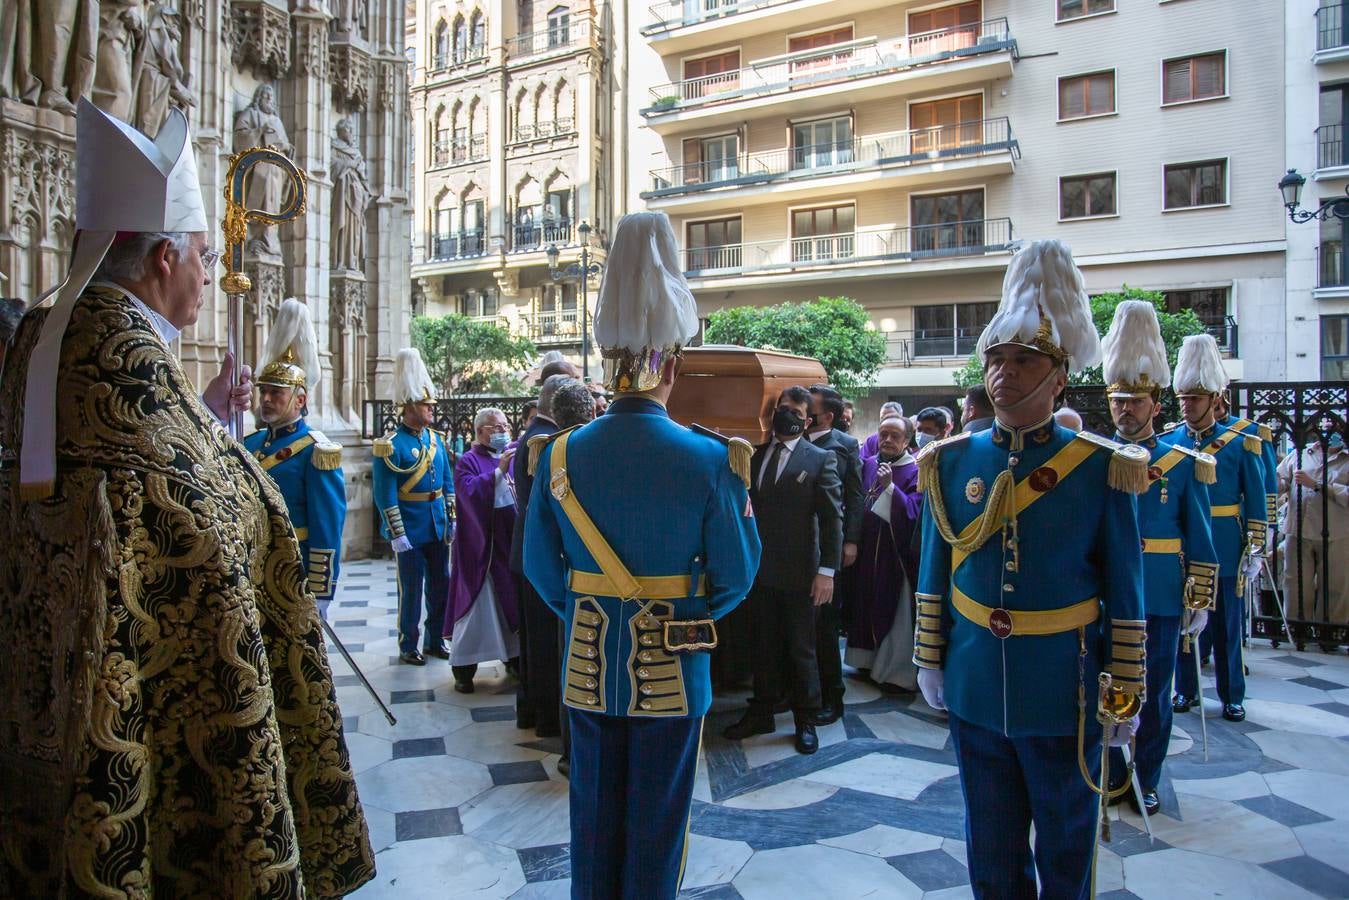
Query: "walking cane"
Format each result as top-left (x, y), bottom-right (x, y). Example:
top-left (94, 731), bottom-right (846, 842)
top-left (322, 617), bottom-right (398, 726)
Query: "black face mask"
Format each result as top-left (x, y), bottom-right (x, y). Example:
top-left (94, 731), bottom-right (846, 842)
top-left (773, 408), bottom-right (805, 437)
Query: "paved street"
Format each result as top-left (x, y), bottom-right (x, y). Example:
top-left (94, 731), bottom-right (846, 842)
top-left (331, 559), bottom-right (1349, 899)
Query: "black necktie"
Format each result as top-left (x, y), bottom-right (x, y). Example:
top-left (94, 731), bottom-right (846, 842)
top-left (762, 441), bottom-right (785, 490)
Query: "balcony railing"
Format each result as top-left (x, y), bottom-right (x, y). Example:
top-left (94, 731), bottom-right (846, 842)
top-left (430, 45), bottom-right (488, 73)
top-left (646, 0), bottom-right (792, 33)
top-left (430, 231), bottom-right (487, 261)
top-left (512, 218), bottom-right (574, 252)
top-left (431, 135), bottom-right (488, 168)
top-left (646, 19), bottom-right (1013, 112)
top-left (1318, 123), bottom-right (1346, 170)
top-left (529, 309), bottom-right (590, 343)
top-left (681, 218), bottom-right (1013, 275)
top-left (1320, 240), bottom-right (1347, 288)
top-left (506, 19), bottom-right (595, 61)
top-left (1318, 3), bottom-right (1347, 52)
top-left (645, 118), bottom-right (1016, 196)
top-left (511, 118), bottom-right (577, 143)
top-left (1203, 315), bottom-right (1239, 356)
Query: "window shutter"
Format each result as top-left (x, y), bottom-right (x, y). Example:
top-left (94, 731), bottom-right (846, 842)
top-left (1061, 78), bottom-right (1085, 118)
top-left (1165, 59), bottom-right (1192, 103)
top-left (1195, 54), bottom-right (1224, 98)
top-left (1089, 73), bottom-right (1114, 114)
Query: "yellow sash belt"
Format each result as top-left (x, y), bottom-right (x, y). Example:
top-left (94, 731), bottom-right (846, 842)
top-left (952, 586), bottom-right (1100, 637)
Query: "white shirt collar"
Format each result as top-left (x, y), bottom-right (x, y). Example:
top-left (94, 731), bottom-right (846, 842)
top-left (807, 429), bottom-right (830, 443)
top-left (775, 435), bottom-right (802, 451)
top-left (97, 280), bottom-right (181, 344)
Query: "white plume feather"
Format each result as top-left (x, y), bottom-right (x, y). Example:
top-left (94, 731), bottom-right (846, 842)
top-left (1172, 333), bottom-right (1228, 394)
top-left (976, 239), bottom-right (1101, 373)
top-left (259, 298), bottom-right (321, 390)
top-left (393, 347), bottom-right (436, 404)
top-left (593, 212), bottom-right (699, 353)
top-left (1102, 300), bottom-right (1169, 389)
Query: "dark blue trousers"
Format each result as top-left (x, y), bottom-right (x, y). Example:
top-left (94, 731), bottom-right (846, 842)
top-left (568, 709), bottom-right (702, 900)
top-left (1110, 614), bottom-right (1180, 792)
top-left (1176, 576), bottom-right (1244, 704)
top-left (948, 714), bottom-right (1101, 900)
top-left (395, 541), bottom-right (449, 654)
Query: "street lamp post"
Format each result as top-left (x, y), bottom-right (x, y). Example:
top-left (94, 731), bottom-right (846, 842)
top-left (1279, 169), bottom-right (1349, 222)
top-left (546, 220), bottom-right (603, 381)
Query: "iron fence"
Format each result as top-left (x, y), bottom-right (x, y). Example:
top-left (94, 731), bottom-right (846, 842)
top-left (362, 396), bottom-right (538, 449)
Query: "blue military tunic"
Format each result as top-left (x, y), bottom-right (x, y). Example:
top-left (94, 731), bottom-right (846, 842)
top-left (243, 418), bottom-right (346, 610)
top-left (1161, 422), bottom-right (1268, 564)
top-left (1217, 414), bottom-right (1279, 526)
top-left (914, 417), bottom-right (1147, 737)
top-left (372, 424), bottom-right (455, 546)
top-left (1128, 434), bottom-right (1219, 616)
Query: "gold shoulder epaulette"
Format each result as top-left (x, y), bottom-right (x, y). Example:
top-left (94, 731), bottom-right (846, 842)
top-left (528, 424), bottom-right (582, 476)
top-left (1174, 445), bottom-right (1217, 485)
top-left (1075, 431), bottom-right (1149, 495)
top-left (689, 424), bottom-right (751, 488)
top-left (916, 430), bottom-right (970, 494)
top-left (1244, 434), bottom-right (1261, 454)
top-left (308, 429), bottom-right (343, 471)
top-left (1257, 423), bottom-right (1273, 444)
top-left (373, 432), bottom-right (394, 459)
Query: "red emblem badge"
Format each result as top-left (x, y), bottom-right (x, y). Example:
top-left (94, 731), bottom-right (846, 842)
top-left (1148, 465), bottom-right (1163, 481)
top-left (989, 608), bottom-right (1014, 639)
top-left (277, 447), bottom-right (293, 461)
top-left (1028, 466), bottom-right (1058, 492)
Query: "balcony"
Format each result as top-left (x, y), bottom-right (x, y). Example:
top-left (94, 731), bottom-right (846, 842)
top-left (1316, 4), bottom-right (1349, 62)
top-left (1204, 315), bottom-right (1239, 357)
top-left (681, 218), bottom-right (1014, 283)
top-left (528, 309), bottom-right (591, 345)
top-left (512, 219), bottom-right (575, 253)
top-left (642, 20), bottom-right (1015, 133)
top-left (510, 118), bottom-right (577, 144)
top-left (429, 45), bottom-right (487, 76)
top-left (430, 231), bottom-right (488, 261)
top-left (506, 19), bottom-right (598, 66)
top-left (1316, 124), bottom-right (1349, 179)
top-left (1320, 240), bottom-right (1348, 291)
top-left (642, 119), bottom-right (1018, 212)
top-left (882, 328), bottom-right (982, 367)
top-left (431, 135), bottom-right (488, 168)
top-left (643, 0), bottom-right (894, 52)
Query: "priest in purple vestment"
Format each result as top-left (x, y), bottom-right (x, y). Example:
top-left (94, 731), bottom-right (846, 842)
top-left (845, 414), bottom-right (923, 691)
top-left (861, 401), bottom-right (904, 459)
top-left (446, 407), bottom-right (522, 693)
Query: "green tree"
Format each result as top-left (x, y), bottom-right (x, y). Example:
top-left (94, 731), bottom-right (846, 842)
top-left (411, 313), bottom-right (537, 397)
top-left (704, 296), bottom-right (886, 396)
top-left (951, 287), bottom-right (1206, 388)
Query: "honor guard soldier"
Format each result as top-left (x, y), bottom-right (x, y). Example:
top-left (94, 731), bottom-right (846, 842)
top-left (243, 299), bottom-right (346, 618)
top-left (1165, 334), bottom-right (1268, 722)
top-left (1102, 301), bottom-right (1219, 816)
top-left (524, 213), bottom-right (762, 899)
top-left (373, 348), bottom-right (456, 666)
top-left (1215, 396), bottom-right (1279, 546)
top-left (913, 240), bottom-right (1148, 900)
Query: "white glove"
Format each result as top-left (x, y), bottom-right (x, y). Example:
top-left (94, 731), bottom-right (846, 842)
top-left (1242, 554), bottom-right (1262, 583)
top-left (918, 668), bottom-right (946, 711)
top-left (391, 535), bottom-right (413, 553)
top-left (1184, 607), bottom-right (1209, 636)
top-left (1109, 714), bottom-right (1140, 747)
top-left (317, 598), bottom-right (331, 620)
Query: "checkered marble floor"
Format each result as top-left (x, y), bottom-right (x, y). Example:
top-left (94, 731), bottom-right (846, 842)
top-left (330, 559), bottom-right (1349, 899)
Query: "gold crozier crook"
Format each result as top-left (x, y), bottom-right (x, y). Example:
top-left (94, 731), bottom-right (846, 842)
top-left (221, 147), bottom-right (307, 438)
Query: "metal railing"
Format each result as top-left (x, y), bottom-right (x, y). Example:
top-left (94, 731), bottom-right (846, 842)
top-left (432, 135), bottom-right (488, 168)
top-left (1320, 240), bottom-right (1346, 288)
top-left (646, 118), bottom-right (1016, 195)
top-left (512, 218), bottom-right (574, 252)
top-left (430, 45), bottom-right (487, 73)
top-left (511, 118), bottom-right (577, 143)
top-left (1318, 3), bottom-right (1347, 51)
top-left (882, 327), bottom-right (984, 365)
top-left (646, 0), bottom-right (792, 32)
top-left (1318, 123), bottom-right (1346, 170)
top-left (506, 19), bottom-right (596, 61)
top-left (1205, 314), bottom-right (1239, 356)
top-left (430, 231), bottom-right (488, 260)
top-left (646, 19), bottom-right (1013, 111)
top-left (529, 309), bottom-right (590, 343)
top-left (681, 218), bottom-right (1013, 275)
top-left (362, 396), bottom-right (536, 446)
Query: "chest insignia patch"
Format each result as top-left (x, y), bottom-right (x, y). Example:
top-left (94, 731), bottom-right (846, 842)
top-left (965, 476), bottom-right (985, 504)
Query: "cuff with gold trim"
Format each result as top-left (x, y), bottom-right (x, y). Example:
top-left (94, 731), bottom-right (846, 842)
top-left (307, 548), bottom-right (336, 600)
top-left (913, 592), bottom-right (946, 670)
top-left (1266, 494), bottom-right (1277, 527)
top-left (1247, 519), bottom-right (1268, 553)
top-left (383, 506), bottom-right (406, 540)
top-left (1186, 560), bottom-right (1218, 610)
top-left (1109, 618), bottom-right (1147, 696)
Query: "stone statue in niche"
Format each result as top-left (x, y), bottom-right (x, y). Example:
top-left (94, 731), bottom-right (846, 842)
top-left (330, 0), bottom-right (368, 40)
top-left (2, 0), bottom-right (98, 110)
top-left (93, 0), bottom-right (146, 121)
top-left (232, 84), bottom-right (295, 257)
top-left (135, 5), bottom-right (194, 133)
top-left (330, 116), bottom-right (370, 272)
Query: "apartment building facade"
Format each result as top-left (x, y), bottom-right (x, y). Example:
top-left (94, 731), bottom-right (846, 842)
top-left (627, 0), bottom-right (1288, 412)
top-left (408, 0), bottom-right (618, 374)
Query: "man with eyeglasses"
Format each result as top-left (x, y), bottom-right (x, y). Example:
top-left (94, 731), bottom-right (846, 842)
top-left (0, 101), bottom-right (373, 895)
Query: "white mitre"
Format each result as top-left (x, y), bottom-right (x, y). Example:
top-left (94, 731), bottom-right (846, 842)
top-left (976, 239), bottom-right (1101, 375)
top-left (1173, 333), bottom-right (1229, 396)
top-left (258, 298), bottom-right (321, 392)
top-left (592, 212), bottom-right (699, 392)
top-left (20, 99), bottom-right (208, 498)
top-left (1102, 300), bottom-right (1170, 399)
top-left (393, 347), bottom-right (436, 405)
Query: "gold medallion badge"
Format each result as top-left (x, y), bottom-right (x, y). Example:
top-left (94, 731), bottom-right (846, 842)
top-left (965, 476), bottom-right (985, 504)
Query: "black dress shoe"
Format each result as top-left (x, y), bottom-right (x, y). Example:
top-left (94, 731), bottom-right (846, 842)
top-left (723, 713), bottom-right (774, 741)
top-left (424, 644), bottom-right (449, 660)
top-left (1138, 789), bottom-right (1161, 816)
top-left (794, 721), bottom-right (819, 755)
top-left (812, 700), bottom-right (843, 727)
top-left (1172, 693), bottom-right (1195, 713)
top-left (453, 678), bottom-right (475, 694)
top-left (399, 650), bottom-right (426, 666)
top-left (1222, 703), bottom-right (1246, 722)
top-left (556, 756), bottom-right (570, 778)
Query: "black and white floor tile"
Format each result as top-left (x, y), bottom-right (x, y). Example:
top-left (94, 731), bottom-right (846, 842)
top-left (330, 559), bottom-right (1349, 899)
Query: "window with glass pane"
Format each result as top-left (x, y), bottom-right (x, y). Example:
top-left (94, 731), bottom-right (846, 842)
top-left (791, 205), bottom-right (855, 263)
top-left (1320, 85), bottom-right (1348, 169)
top-left (956, 302), bottom-right (997, 354)
top-left (686, 217), bottom-right (741, 270)
top-left (701, 135), bottom-right (739, 182)
top-left (683, 51), bottom-right (741, 99)
top-left (911, 189), bottom-right (985, 253)
top-left (1057, 0), bottom-right (1114, 21)
top-left (1059, 71), bottom-right (1115, 119)
top-left (913, 302), bottom-right (995, 356)
top-left (434, 21), bottom-right (449, 68)
top-left (1322, 315), bottom-right (1349, 379)
top-left (1163, 52), bottom-right (1225, 104)
top-left (434, 206), bottom-right (454, 257)
top-left (908, 1), bottom-right (980, 55)
top-left (547, 6), bottom-right (570, 47)
top-left (471, 13), bottom-right (486, 53)
top-left (1163, 289), bottom-right (1229, 349)
top-left (1164, 159), bottom-right (1226, 208)
top-left (1060, 172), bottom-right (1116, 219)
top-left (1320, 215), bottom-right (1346, 287)
top-left (788, 26), bottom-right (854, 77)
top-left (911, 94), bottom-right (983, 153)
top-left (791, 117), bottom-right (853, 170)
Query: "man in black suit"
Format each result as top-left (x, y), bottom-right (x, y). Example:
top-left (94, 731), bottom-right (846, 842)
top-left (724, 385), bottom-right (843, 754)
top-left (806, 384), bottom-right (864, 725)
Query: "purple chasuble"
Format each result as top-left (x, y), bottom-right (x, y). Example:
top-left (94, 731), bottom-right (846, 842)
top-left (445, 444), bottom-right (520, 634)
top-left (863, 432), bottom-right (880, 460)
top-left (848, 454), bottom-right (922, 652)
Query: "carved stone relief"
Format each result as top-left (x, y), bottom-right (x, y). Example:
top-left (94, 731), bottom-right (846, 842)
top-left (230, 0), bottom-right (292, 79)
top-left (329, 41), bottom-right (371, 110)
